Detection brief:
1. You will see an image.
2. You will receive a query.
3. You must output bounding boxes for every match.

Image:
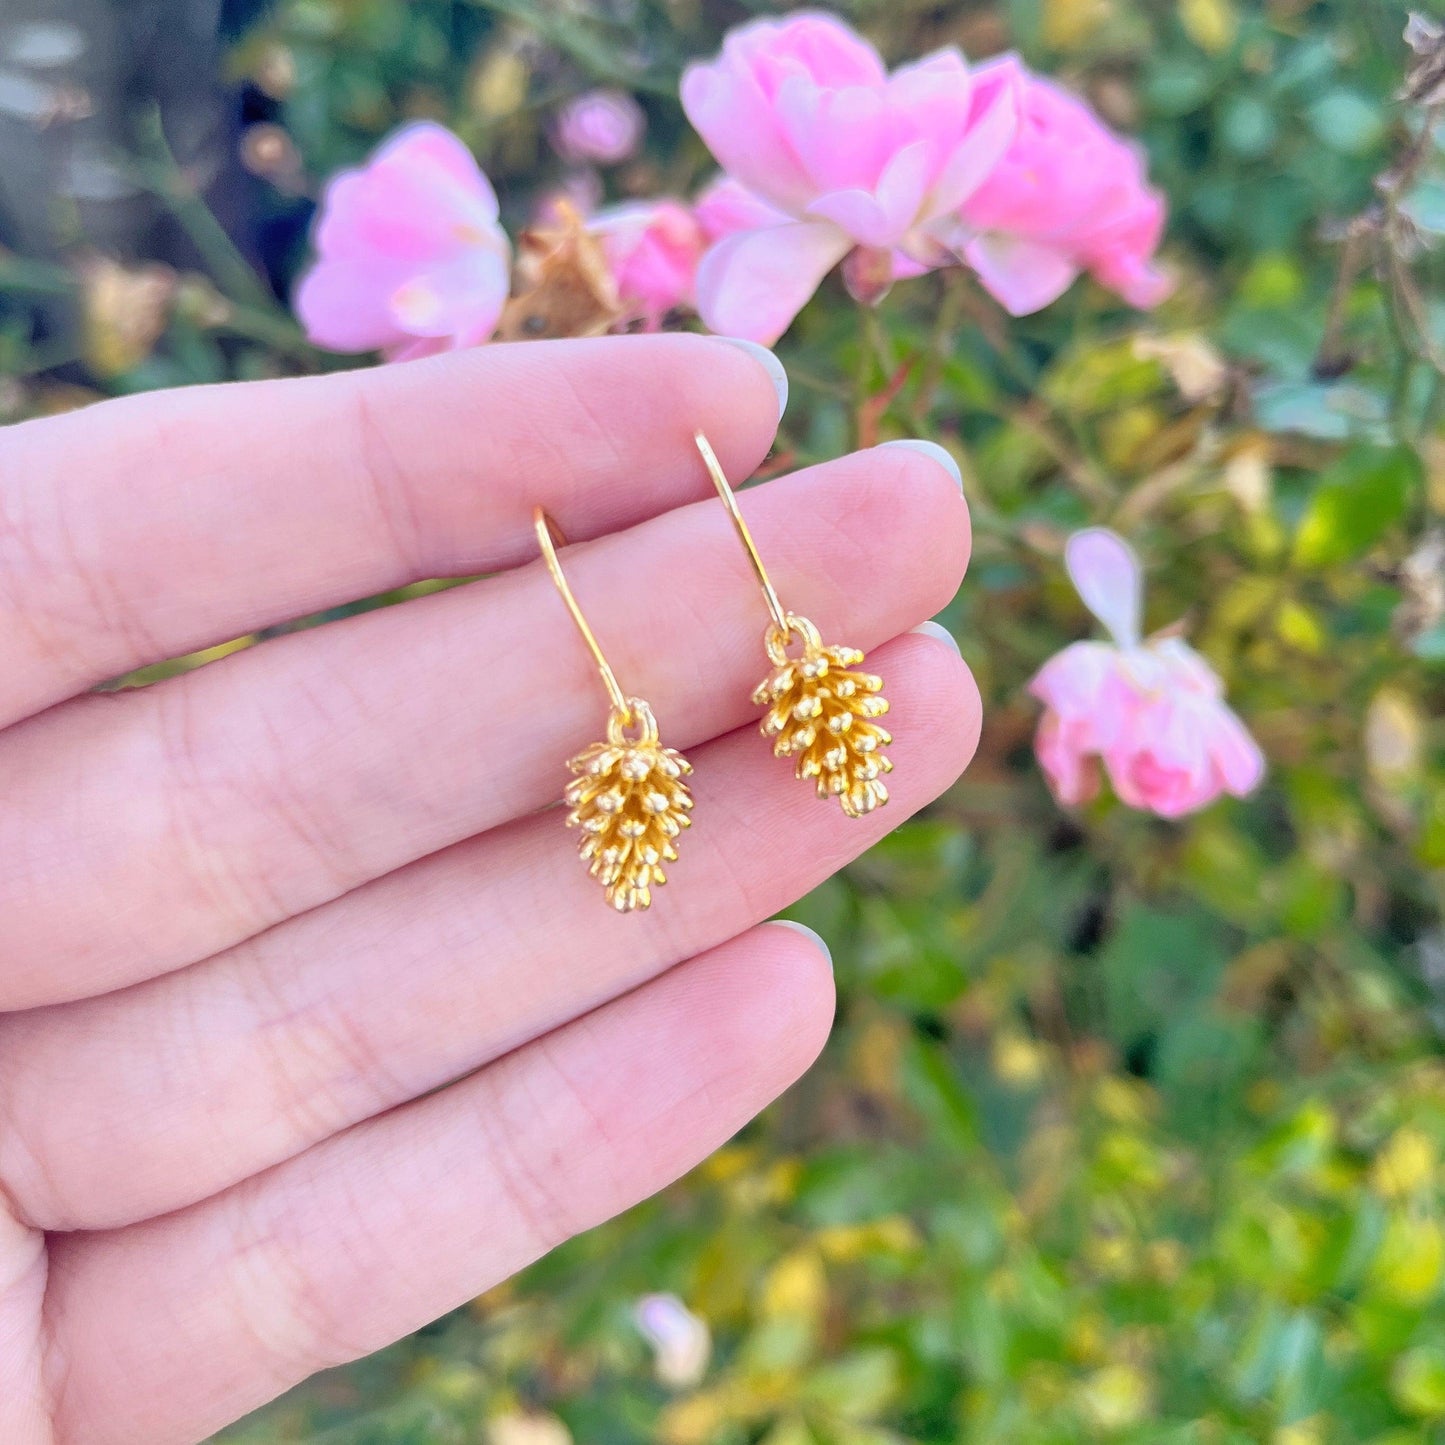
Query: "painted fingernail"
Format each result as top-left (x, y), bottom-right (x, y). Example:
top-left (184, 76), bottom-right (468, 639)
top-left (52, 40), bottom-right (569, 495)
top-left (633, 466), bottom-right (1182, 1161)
top-left (767, 919), bottom-right (832, 970)
top-left (910, 619), bottom-right (962, 658)
top-left (718, 337), bottom-right (789, 420)
top-left (879, 438), bottom-right (963, 490)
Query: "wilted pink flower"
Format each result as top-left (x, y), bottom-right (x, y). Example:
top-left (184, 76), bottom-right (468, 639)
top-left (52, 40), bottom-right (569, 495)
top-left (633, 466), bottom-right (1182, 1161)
top-left (955, 58), bottom-right (1171, 316)
top-left (553, 88), bottom-right (646, 165)
top-left (1031, 529), bottom-right (1264, 818)
top-left (633, 1294), bottom-right (711, 1388)
top-left (680, 11), bottom-right (1017, 343)
top-left (590, 199), bottom-right (706, 329)
top-left (295, 122), bottom-right (511, 362)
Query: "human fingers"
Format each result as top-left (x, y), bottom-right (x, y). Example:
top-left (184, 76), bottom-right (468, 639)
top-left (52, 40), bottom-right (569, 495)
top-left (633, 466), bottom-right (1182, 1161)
top-left (0, 333), bottom-right (783, 727)
top-left (0, 631), bottom-right (976, 1231)
top-left (42, 923), bottom-right (835, 1445)
top-left (0, 444), bottom-right (967, 1008)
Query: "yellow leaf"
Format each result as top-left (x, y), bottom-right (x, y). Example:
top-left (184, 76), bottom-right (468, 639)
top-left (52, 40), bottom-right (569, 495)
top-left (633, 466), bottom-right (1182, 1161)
top-left (1275, 599), bottom-right (1326, 655)
top-left (1098, 1130), bottom-right (1170, 1192)
top-left (816, 1217), bottom-right (921, 1262)
top-left (759, 1249), bottom-right (827, 1323)
top-left (699, 1144), bottom-right (758, 1183)
top-left (852, 1015), bottom-right (905, 1097)
top-left (1044, 0), bottom-right (1115, 50)
top-left (470, 44), bottom-right (529, 118)
top-left (1372, 1215), bottom-right (1445, 1305)
top-left (992, 1031), bottom-right (1048, 1087)
top-left (1366, 690), bottom-right (1426, 786)
top-left (1084, 1231), bottom-right (1138, 1279)
top-left (1180, 0), bottom-right (1238, 52)
top-left (659, 1391), bottom-right (732, 1445)
top-left (1094, 1076), bottom-right (1158, 1125)
top-left (1146, 1238), bottom-right (1187, 1283)
top-left (1078, 1363), bottom-right (1152, 1430)
top-left (1372, 1127), bottom-right (1438, 1199)
top-left (1065, 1311), bottom-right (1110, 1365)
top-left (1395, 1346), bottom-right (1445, 1418)
top-left (1215, 575), bottom-right (1280, 631)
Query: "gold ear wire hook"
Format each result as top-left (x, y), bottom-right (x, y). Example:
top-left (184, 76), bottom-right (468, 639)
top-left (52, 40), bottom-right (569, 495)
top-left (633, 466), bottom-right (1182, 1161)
top-left (695, 432), bottom-right (894, 819)
top-left (533, 507), bottom-right (630, 720)
top-left (694, 431), bottom-right (790, 637)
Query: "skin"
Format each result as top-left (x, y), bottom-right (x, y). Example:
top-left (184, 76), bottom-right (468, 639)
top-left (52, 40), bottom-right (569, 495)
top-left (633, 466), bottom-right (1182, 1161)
top-left (0, 334), bottom-right (979, 1445)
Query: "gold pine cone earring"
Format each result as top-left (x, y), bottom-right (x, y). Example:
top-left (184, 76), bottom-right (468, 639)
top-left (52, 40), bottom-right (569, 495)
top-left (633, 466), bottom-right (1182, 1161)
top-left (534, 509), bottom-right (694, 911)
top-left (694, 433), bottom-right (892, 818)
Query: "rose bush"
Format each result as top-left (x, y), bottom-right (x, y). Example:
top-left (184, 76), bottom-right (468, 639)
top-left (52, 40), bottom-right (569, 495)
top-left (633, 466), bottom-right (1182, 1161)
top-left (2, 1), bottom-right (1439, 1440)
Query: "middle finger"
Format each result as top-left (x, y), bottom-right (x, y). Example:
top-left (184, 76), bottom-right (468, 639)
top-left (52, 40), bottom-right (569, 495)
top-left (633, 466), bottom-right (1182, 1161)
top-left (0, 633), bottom-right (977, 1231)
top-left (0, 443), bottom-right (967, 1009)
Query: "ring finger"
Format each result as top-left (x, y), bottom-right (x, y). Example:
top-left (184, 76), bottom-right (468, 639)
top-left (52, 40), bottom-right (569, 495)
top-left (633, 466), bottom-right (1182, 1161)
top-left (0, 633), bottom-right (979, 1232)
top-left (0, 443), bottom-right (968, 1008)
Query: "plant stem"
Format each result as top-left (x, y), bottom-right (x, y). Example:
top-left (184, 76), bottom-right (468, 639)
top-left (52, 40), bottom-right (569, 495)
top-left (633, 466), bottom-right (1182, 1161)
top-left (854, 304), bottom-right (892, 442)
top-left (214, 303), bottom-right (324, 367)
top-left (130, 106), bottom-right (276, 313)
top-left (0, 255), bottom-right (74, 298)
top-left (911, 270), bottom-right (967, 430)
top-left (954, 285), bottom-right (1113, 506)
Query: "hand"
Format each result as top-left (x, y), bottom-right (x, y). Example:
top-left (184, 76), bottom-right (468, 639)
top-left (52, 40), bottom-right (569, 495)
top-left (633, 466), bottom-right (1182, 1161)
top-left (0, 335), bottom-right (978, 1445)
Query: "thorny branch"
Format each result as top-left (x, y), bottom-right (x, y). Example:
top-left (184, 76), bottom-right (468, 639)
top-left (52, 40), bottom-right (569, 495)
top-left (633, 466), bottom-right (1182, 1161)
top-left (1316, 15), bottom-right (1445, 388)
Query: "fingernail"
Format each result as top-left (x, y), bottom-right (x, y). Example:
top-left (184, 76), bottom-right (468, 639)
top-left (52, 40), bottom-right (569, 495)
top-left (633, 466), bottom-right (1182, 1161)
top-left (910, 619), bottom-right (962, 658)
top-left (767, 919), bottom-right (832, 970)
top-left (718, 337), bottom-right (789, 420)
top-left (879, 438), bottom-right (963, 490)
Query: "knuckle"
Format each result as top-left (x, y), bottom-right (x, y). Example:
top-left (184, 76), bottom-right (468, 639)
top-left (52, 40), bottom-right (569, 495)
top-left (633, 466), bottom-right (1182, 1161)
top-left (474, 1050), bottom-right (598, 1253)
top-left (151, 682), bottom-right (277, 934)
top-left (244, 955), bottom-right (406, 1150)
top-left (225, 1186), bottom-right (377, 1379)
top-left (151, 662), bottom-right (367, 938)
top-left (344, 377), bottom-right (426, 578)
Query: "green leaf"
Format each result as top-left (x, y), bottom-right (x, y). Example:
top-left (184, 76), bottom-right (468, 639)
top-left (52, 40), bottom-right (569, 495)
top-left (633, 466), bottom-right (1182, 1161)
top-left (1221, 94), bottom-right (1277, 158)
top-left (803, 1347), bottom-right (901, 1420)
top-left (1098, 905), bottom-right (1230, 1052)
top-left (1253, 380), bottom-right (1389, 443)
top-left (1403, 177), bottom-right (1445, 234)
top-left (901, 1040), bottom-right (980, 1151)
top-left (1413, 621), bottom-right (1445, 662)
top-left (1394, 1346), bottom-right (1445, 1418)
top-left (1144, 58), bottom-right (1213, 115)
top-left (1292, 445), bottom-right (1420, 568)
top-left (1307, 90), bottom-right (1385, 155)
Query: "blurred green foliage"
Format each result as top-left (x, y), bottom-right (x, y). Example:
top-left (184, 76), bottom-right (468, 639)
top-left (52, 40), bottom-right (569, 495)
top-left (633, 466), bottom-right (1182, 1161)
top-left (4, 0), bottom-right (1445, 1441)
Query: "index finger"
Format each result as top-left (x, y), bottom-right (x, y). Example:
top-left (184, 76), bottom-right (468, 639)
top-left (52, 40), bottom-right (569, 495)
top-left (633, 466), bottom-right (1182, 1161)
top-left (0, 334), bottom-right (783, 727)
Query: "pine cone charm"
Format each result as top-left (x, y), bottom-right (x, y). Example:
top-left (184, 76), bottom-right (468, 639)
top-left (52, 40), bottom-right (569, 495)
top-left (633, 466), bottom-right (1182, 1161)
top-left (565, 698), bottom-right (693, 912)
top-left (753, 614), bottom-right (892, 818)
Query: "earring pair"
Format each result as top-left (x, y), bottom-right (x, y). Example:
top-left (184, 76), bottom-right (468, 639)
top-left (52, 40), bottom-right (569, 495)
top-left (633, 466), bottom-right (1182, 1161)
top-left (535, 433), bottom-right (891, 913)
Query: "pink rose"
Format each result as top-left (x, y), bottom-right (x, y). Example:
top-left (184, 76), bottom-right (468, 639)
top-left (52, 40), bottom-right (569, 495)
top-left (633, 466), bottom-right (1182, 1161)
top-left (956, 58), bottom-right (1171, 316)
top-left (552, 88), bottom-right (646, 166)
top-left (1031, 529), bottom-right (1264, 818)
top-left (590, 199), bottom-right (706, 329)
top-left (693, 174), bottom-right (793, 243)
top-left (294, 122), bottom-right (512, 362)
top-left (680, 11), bottom-right (1018, 343)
